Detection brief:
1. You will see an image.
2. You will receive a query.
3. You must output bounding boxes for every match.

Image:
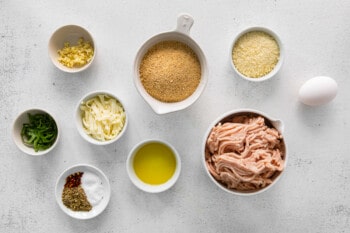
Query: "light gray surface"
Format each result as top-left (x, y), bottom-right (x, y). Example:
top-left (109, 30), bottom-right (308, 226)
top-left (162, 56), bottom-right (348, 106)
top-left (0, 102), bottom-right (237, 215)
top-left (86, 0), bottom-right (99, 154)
top-left (1, 1), bottom-right (350, 232)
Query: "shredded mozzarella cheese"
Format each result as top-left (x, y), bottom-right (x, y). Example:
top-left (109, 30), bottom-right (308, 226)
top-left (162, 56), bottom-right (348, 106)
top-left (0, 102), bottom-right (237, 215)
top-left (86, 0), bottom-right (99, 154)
top-left (80, 95), bottom-right (126, 141)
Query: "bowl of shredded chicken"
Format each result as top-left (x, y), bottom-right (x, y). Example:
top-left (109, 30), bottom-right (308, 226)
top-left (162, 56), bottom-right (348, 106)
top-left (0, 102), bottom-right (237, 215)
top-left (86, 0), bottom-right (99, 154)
top-left (203, 109), bottom-right (287, 195)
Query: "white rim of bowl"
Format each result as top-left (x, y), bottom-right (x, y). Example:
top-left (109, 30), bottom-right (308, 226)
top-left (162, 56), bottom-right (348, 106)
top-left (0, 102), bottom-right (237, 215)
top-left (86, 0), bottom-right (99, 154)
top-left (12, 108), bottom-right (60, 156)
top-left (126, 139), bottom-right (181, 193)
top-left (75, 90), bottom-right (128, 145)
top-left (230, 26), bottom-right (284, 82)
top-left (202, 108), bottom-right (288, 196)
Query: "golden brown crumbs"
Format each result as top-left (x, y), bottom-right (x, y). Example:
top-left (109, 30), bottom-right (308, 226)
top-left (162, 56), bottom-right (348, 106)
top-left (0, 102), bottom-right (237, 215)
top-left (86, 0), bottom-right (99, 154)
top-left (139, 41), bottom-right (201, 102)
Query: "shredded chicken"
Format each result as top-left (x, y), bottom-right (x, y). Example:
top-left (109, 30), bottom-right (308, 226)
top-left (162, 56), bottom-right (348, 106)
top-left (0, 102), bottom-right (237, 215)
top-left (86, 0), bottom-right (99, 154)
top-left (205, 115), bottom-right (285, 191)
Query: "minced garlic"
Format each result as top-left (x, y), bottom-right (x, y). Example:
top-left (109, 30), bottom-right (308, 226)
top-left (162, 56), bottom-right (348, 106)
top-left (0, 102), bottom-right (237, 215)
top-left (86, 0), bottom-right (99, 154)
top-left (232, 31), bottom-right (279, 78)
top-left (57, 37), bottom-right (94, 68)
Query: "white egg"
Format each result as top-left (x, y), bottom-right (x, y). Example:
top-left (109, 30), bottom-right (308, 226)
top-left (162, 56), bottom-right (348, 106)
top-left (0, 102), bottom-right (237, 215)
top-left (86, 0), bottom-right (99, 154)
top-left (298, 76), bottom-right (338, 106)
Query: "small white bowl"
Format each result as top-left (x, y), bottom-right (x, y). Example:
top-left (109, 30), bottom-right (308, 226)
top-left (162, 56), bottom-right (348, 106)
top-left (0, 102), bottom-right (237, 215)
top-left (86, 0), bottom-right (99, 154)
top-left (55, 164), bottom-right (111, 220)
top-left (202, 109), bottom-right (288, 196)
top-left (75, 90), bottom-right (128, 145)
top-left (12, 108), bottom-right (60, 156)
top-left (230, 27), bottom-right (284, 82)
top-left (126, 139), bottom-right (181, 193)
top-left (133, 14), bottom-right (208, 114)
top-left (49, 24), bottom-right (95, 73)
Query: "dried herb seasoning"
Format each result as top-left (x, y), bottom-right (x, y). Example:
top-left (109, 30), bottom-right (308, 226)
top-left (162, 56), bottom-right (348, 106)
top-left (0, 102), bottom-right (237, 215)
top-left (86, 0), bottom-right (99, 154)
top-left (62, 172), bottom-right (92, 212)
top-left (62, 186), bottom-right (92, 211)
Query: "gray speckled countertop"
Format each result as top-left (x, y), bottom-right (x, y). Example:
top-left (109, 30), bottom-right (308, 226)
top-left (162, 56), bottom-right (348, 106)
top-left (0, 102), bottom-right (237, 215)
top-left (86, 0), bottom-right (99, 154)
top-left (1, 1), bottom-right (350, 232)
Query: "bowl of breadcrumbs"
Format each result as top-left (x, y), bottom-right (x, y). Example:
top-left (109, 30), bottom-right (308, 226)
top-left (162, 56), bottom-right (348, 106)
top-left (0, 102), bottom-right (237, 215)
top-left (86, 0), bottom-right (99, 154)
top-left (134, 14), bottom-right (208, 114)
top-left (230, 27), bottom-right (284, 82)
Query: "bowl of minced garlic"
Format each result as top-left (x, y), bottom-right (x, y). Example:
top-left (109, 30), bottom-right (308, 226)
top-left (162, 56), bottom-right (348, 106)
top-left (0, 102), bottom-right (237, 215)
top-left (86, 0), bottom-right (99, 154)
top-left (134, 14), bottom-right (208, 114)
top-left (231, 27), bottom-right (284, 82)
top-left (49, 25), bottom-right (95, 73)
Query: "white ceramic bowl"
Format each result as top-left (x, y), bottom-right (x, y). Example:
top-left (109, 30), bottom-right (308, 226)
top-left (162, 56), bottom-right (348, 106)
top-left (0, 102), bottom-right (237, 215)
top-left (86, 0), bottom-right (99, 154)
top-left (126, 139), bottom-right (181, 193)
top-left (49, 24), bottom-right (95, 73)
top-left (12, 108), bottom-right (60, 156)
top-left (55, 164), bottom-right (111, 220)
top-left (230, 27), bottom-right (284, 82)
top-left (134, 14), bottom-right (208, 114)
top-left (202, 109), bottom-right (288, 196)
top-left (75, 90), bottom-right (128, 146)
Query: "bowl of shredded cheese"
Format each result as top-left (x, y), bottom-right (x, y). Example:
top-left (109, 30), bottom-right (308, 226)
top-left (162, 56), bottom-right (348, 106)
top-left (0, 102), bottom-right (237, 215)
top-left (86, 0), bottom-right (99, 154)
top-left (49, 25), bottom-right (95, 73)
top-left (134, 13), bottom-right (208, 114)
top-left (203, 109), bottom-right (288, 196)
top-left (230, 27), bottom-right (284, 82)
top-left (75, 91), bottom-right (128, 145)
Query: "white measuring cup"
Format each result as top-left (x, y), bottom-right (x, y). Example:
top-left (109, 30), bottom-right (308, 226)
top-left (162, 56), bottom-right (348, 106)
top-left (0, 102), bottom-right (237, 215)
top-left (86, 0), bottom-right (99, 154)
top-left (133, 14), bottom-right (208, 114)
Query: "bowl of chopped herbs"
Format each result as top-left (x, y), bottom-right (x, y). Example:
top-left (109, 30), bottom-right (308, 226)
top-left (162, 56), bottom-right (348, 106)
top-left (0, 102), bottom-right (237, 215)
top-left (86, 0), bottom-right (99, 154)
top-left (12, 108), bottom-right (59, 156)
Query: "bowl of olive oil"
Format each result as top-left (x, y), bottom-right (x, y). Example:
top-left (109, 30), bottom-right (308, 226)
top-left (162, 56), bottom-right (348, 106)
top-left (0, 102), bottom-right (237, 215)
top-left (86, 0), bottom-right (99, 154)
top-left (126, 139), bottom-right (181, 193)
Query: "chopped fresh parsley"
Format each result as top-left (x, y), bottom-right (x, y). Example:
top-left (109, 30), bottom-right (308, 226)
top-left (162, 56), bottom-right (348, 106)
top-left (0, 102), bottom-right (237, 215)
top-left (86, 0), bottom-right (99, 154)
top-left (21, 113), bottom-right (58, 152)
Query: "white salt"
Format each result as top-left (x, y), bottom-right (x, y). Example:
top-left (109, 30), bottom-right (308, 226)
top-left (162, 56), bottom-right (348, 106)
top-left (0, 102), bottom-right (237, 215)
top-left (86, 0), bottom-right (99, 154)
top-left (81, 171), bottom-right (104, 206)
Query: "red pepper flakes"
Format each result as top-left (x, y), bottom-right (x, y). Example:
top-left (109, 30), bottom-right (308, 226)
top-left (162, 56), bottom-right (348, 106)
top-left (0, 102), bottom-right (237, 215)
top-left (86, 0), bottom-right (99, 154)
top-left (64, 172), bottom-right (84, 188)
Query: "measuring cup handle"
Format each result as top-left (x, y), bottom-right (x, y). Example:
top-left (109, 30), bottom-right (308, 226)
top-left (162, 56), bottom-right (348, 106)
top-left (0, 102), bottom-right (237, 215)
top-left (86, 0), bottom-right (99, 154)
top-left (176, 14), bottom-right (194, 35)
top-left (271, 119), bottom-right (284, 133)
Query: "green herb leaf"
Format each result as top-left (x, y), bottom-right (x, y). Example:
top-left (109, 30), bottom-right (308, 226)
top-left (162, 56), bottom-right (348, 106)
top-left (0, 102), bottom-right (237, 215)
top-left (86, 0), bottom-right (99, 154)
top-left (21, 113), bottom-right (58, 152)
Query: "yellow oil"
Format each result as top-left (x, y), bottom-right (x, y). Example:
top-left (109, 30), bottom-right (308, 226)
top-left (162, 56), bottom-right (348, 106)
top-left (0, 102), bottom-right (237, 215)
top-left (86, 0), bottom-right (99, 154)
top-left (133, 142), bottom-right (176, 185)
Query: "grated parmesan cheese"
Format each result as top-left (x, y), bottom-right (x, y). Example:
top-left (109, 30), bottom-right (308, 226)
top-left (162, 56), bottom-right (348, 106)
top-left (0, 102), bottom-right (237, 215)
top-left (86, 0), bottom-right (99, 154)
top-left (232, 31), bottom-right (279, 78)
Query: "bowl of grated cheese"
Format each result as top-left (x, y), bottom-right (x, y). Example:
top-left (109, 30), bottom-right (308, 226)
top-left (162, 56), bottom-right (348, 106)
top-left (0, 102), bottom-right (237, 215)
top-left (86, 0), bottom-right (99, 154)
top-left (75, 91), bottom-right (128, 146)
top-left (230, 27), bottom-right (284, 82)
top-left (49, 25), bottom-right (95, 73)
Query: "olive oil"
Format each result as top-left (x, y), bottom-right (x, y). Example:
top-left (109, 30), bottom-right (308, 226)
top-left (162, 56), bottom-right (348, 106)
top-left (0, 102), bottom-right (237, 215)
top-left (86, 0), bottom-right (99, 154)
top-left (133, 142), bottom-right (176, 185)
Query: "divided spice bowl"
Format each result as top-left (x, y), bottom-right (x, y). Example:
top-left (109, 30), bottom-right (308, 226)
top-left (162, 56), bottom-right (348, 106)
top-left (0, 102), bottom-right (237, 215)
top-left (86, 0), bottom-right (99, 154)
top-left (133, 13), bottom-right (208, 114)
top-left (12, 108), bottom-right (60, 156)
top-left (49, 24), bottom-right (95, 73)
top-left (202, 109), bottom-right (288, 196)
top-left (55, 164), bottom-right (111, 220)
top-left (230, 27), bottom-right (284, 82)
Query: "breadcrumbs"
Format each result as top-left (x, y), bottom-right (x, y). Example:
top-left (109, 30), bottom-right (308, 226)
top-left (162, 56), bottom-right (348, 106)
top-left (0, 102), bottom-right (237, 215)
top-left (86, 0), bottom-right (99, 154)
top-left (57, 37), bottom-right (94, 68)
top-left (232, 31), bottom-right (279, 78)
top-left (139, 41), bottom-right (201, 102)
